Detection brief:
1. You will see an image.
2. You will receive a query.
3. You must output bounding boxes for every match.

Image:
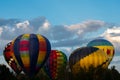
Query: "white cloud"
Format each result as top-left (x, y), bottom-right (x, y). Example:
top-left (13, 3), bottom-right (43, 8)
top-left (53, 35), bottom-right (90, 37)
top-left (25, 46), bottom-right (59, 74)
top-left (101, 26), bottom-right (120, 41)
top-left (16, 20), bottom-right (30, 29)
top-left (101, 26), bottom-right (120, 55)
top-left (65, 20), bottom-right (106, 39)
top-left (106, 26), bottom-right (120, 34)
top-left (0, 27), bottom-right (3, 35)
top-left (37, 20), bottom-right (51, 34)
top-left (109, 56), bottom-right (120, 72)
top-left (67, 20), bottom-right (105, 32)
top-left (42, 20), bottom-right (50, 30)
top-left (50, 20), bottom-right (107, 48)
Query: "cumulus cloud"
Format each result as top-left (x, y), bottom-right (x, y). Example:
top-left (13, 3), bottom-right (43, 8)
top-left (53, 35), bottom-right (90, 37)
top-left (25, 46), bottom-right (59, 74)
top-left (37, 19), bottom-right (51, 37)
top-left (16, 20), bottom-right (29, 29)
top-left (50, 20), bottom-right (107, 47)
top-left (0, 17), bottom-right (119, 57)
top-left (68, 20), bottom-right (105, 32)
top-left (29, 17), bottom-right (47, 31)
top-left (101, 26), bottom-right (120, 55)
top-left (67, 20), bottom-right (105, 36)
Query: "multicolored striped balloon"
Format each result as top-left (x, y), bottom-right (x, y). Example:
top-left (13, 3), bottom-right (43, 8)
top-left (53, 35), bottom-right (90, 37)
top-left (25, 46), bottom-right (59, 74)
top-left (3, 42), bottom-right (22, 74)
top-left (12, 34), bottom-right (51, 76)
top-left (87, 39), bottom-right (115, 63)
top-left (44, 50), bottom-right (67, 80)
top-left (69, 47), bottom-right (109, 74)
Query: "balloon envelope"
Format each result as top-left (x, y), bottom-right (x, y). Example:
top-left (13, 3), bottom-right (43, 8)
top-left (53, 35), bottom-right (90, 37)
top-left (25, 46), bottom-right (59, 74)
top-left (87, 39), bottom-right (114, 63)
top-left (44, 50), bottom-right (67, 80)
top-left (3, 42), bottom-right (22, 74)
top-left (69, 47), bottom-right (109, 74)
top-left (12, 34), bottom-right (51, 76)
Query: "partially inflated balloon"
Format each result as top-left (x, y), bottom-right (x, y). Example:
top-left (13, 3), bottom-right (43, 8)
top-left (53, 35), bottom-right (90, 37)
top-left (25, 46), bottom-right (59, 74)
top-left (44, 50), bottom-right (67, 80)
top-left (87, 39), bottom-right (114, 63)
top-left (12, 34), bottom-right (51, 76)
top-left (69, 47), bottom-right (109, 74)
top-left (3, 42), bottom-right (22, 74)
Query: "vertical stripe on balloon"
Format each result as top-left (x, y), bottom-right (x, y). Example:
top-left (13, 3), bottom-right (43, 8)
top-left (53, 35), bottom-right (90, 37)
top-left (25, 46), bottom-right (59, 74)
top-left (19, 34), bottom-right (30, 72)
top-left (14, 34), bottom-right (24, 71)
top-left (36, 34), bottom-right (47, 70)
top-left (29, 34), bottom-right (39, 75)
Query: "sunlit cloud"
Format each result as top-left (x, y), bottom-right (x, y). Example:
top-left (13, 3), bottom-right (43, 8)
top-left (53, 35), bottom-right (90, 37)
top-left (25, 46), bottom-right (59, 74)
top-left (42, 20), bottom-right (50, 30)
top-left (16, 20), bottom-right (30, 29)
top-left (101, 26), bottom-right (120, 55)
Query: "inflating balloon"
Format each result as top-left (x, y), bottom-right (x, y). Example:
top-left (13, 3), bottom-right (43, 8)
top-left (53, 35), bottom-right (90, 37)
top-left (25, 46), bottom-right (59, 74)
top-left (12, 34), bottom-right (51, 76)
top-left (3, 42), bottom-right (22, 74)
top-left (69, 47), bottom-right (109, 74)
top-left (44, 50), bottom-right (67, 80)
top-left (87, 39), bottom-right (114, 63)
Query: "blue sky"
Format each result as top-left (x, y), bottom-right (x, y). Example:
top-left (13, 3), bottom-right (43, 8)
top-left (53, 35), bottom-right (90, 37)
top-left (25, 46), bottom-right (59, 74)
top-left (0, 0), bottom-right (120, 71)
top-left (0, 0), bottom-right (120, 25)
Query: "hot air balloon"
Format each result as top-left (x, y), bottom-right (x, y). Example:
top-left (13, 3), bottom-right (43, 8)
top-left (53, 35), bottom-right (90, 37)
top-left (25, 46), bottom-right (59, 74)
top-left (87, 39), bottom-right (115, 63)
top-left (11, 33), bottom-right (51, 76)
top-left (43, 50), bottom-right (67, 80)
top-left (3, 42), bottom-right (22, 74)
top-left (69, 47), bottom-right (109, 74)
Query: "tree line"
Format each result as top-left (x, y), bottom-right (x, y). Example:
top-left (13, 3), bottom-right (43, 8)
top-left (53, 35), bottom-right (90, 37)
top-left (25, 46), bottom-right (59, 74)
top-left (0, 64), bottom-right (120, 80)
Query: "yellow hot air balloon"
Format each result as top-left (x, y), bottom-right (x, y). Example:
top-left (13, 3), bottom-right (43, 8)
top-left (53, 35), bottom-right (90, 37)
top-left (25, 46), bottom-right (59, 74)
top-left (87, 39), bottom-right (115, 64)
top-left (69, 47), bottom-right (109, 74)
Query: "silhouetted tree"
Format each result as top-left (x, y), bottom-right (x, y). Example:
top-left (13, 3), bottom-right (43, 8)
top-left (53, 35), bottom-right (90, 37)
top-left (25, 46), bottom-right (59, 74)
top-left (0, 64), bottom-right (17, 80)
top-left (0, 64), bottom-right (120, 80)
